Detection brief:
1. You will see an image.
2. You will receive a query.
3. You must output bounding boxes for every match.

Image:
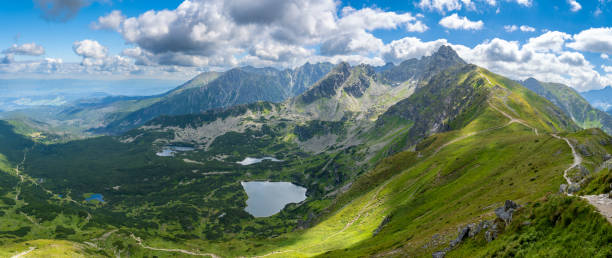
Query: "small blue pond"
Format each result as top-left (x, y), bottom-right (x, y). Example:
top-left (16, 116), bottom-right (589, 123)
top-left (85, 194), bottom-right (105, 202)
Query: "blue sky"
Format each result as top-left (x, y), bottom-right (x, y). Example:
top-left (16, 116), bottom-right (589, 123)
top-left (0, 0), bottom-right (610, 91)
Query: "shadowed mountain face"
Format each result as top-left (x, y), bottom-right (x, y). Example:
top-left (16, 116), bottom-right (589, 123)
top-left (378, 45), bottom-right (467, 85)
top-left (520, 78), bottom-right (612, 134)
top-left (99, 62), bottom-right (334, 134)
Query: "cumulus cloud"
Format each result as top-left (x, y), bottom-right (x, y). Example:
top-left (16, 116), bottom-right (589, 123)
top-left (73, 39), bottom-right (107, 59)
top-left (524, 31), bottom-right (572, 52)
top-left (505, 25), bottom-right (535, 32)
top-left (514, 0), bottom-right (532, 7)
top-left (33, 0), bottom-right (90, 22)
top-left (602, 65), bottom-right (612, 73)
top-left (452, 32), bottom-right (611, 91)
top-left (602, 53), bottom-right (610, 59)
top-left (567, 27), bottom-right (612, 54)
top-left (2, 43), bottom-right (45, 56)
top-left (96, 0), bottom-right (426, 67)
top-left (439, 14), bottom-right (483, 30)
top-left (568, 0), bottom-right (582, 12)
top-left (417, 0), bottom-right (466, 12)
top-left (520, 25), bottom-right (535, 32)
top-left (91, 10), bottom-right (125, 30)
top-left (504, 25), bottom-right (518, 32)
top-left (381, 37), bottom-right (449, 64)
top-left (418, 0), bottom-right (530, 12)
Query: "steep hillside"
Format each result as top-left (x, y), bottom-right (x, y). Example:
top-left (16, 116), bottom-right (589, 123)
top-left (520, 78), bottom-right (612, 134)
top-left (291, 46), bottom-right (467, 122)
top-left (233, 67), bottom-right (606, 258)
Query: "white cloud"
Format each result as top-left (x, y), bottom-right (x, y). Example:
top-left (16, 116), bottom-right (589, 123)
top-left (567, 27), bottom-right (612, 54)
top-left (452, 33), bottom-right (611, 91)
top-left (514, 0), bottom-right (532, 7)
top-left (381, 37), bottom-right (449, 63)
top-left (568, 0), bottom-right (582, 12)
top-left (504, 25), bottom-right (535, 33)
top-left (417, 0), bottom-right (532, 12)
top-left (602, 53), bottom-right (610, 59)
top-left (520, 25), bottom-right (535, 32)
top-left (439, 14), bottom-right (483, 30)
top-left (338, 7), bottom-right (427, 32)
top-left (96, 0), bottom-right (426, 67)
top-left (73, 39), bottom-right (107, 59)
top-left (91, 10), bottom-right (125, 30)
top-left (504, 25), bottom-right (518, 32)
top-left (417, 0), bottom-right (464, 12)
top-left (524, 31), bottom-right (572, 52)
top-left (2, 43), bottom-right (46, 56)
top-left (602, 65), bottom-right (612, 73)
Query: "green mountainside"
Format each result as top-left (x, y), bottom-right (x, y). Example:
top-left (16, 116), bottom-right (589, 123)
top-left (0, 46), bottom-right (610, 257)
top-left (520, 78), bottom-right (612, 134)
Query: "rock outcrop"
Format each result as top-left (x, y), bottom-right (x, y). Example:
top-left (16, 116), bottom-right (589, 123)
top-left (495, 200), bottom-right (520, 225)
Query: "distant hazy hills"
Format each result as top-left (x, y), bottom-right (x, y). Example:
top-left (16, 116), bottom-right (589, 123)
top-left (519, 78), bottom-right (612, 135)
top-left (581, 86), bottom-right (612, 114)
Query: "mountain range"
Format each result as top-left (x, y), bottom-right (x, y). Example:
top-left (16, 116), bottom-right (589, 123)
top-left (0, 46), bottom-right (610, 257)
top-left (581, 85), bottom-right (612, 114)
top-left (519, 78), bottom-right (612, 135)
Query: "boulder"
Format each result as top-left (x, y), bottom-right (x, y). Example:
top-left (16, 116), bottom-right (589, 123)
top-left (495, 200), bottom-right (519, 225)
top-left (560, 184), bottom-right (568, 193)
top-left (450, 226), bottom-right (470, 248)
top-left (373, 216), bottom-right (390, 236)
top-left (485, 230), bottom-right (495, 242)
top-left (567, 184), bottom-right (581, 194)
top-left (432, 251), bottom-right (446, 258)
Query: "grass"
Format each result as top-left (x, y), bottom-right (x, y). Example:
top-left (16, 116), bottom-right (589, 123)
top-left (451, 194), bottom-right (612, 257)
top-left (238, 101), bottom-right (575, 257)
top-left (0, 239), bottom-right (105, 257)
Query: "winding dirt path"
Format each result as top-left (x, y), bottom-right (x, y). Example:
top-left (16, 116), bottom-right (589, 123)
top-left (551, 134), bottom-right (612, 223)
top-left (130, 234), bottom-right (219, 258)
top-left (10, 247), bottom-right (35, 258)
top-left (550, 134), bottom-right (582, 190)
top-left (582, 194), bottom-right (612, 223)
top-left (489, 101), bottom-right (539, 136)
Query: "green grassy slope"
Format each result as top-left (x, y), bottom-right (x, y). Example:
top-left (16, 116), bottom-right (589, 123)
top-left (234, 67), bottom-right (609, 257)
top-left (450, 194), bottom-right (612, 257)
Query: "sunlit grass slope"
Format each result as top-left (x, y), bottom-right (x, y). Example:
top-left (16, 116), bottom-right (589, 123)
top-left (241, 68), bottom-right (605, 257)
top-left (0, 239), bottom-right (104, 257)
